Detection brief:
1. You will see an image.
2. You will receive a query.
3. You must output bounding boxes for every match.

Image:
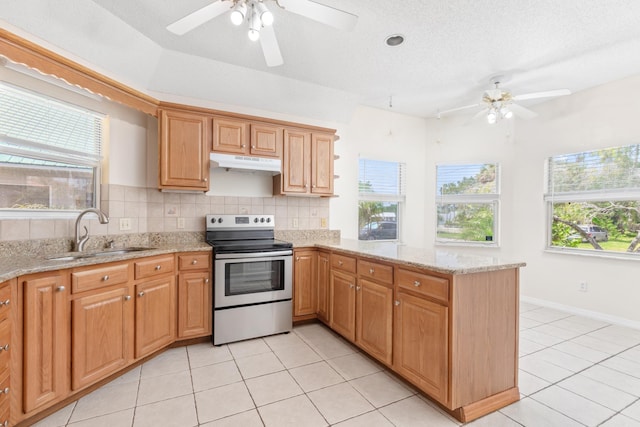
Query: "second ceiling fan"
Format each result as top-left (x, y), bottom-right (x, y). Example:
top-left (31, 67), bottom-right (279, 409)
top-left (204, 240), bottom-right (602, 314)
top-left (166, 0), bottom-right (358, 67)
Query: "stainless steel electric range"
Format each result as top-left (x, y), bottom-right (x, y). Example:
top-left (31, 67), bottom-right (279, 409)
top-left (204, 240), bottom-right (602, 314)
top-left (205, 214), bottom-right (293, 345)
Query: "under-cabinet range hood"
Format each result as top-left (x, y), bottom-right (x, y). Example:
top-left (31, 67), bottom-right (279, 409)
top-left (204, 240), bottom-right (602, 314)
top-left (210, 152), bottom-right (281, 174)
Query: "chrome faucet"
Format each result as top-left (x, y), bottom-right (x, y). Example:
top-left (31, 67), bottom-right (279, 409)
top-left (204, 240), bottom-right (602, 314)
top-left (74, 208), bottom-right (109, 251)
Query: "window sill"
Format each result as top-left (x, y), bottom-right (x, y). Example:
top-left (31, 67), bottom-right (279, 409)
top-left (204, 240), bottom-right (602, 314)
top-left (545, 247), bottom-right (640, 261)
top-left (435, 240), bottom-right (499, 249)
top-left (0, 210), bottom-right (84, 220)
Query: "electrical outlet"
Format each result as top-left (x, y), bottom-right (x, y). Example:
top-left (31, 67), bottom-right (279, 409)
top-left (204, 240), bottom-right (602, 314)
top-left (292, 218), bottom-right (299, 228)
top-left (579, 281), bottom-right (588, 292)
top-left (119, 218), bottom-right (131, 231)
top-left (320, 217), bottom-right (327, 228)
top-left (177, 217), bottom-right (185, 229)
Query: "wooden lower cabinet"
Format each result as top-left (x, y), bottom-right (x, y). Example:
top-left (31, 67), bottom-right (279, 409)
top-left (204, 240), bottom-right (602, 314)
top-left (329, 270), bottom-right (356, 341)
top-left (393, 290), bottom-right (448, 404)
top-left (71, 286), bottom-right (134, 390)
top-left (316, 251), bottom-right (330, 323)
top-left (178, 271), bottom-right (211, 338)
top-left (293, 250), bottom-right (317, 317)
top-left (22, 273), bottom-right (70, 413)
top-left (135, 276), bottom-right (176, 358)
top-left (356, 278), bottom-right (393, 365)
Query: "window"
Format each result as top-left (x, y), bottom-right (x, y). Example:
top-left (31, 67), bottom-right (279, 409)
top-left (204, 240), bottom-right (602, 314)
top-left (546, 144), bottom-right (640, 256)
top-left (0, 83), bottom-right (104, 215)
top-left (358, 158), bottom-right (406, 241)
top-left (436, 163), bottom-right (499, 245)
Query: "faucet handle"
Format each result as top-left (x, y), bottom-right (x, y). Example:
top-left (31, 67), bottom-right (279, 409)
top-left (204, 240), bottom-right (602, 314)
top-left (105, 239), bottom-right (115, 249)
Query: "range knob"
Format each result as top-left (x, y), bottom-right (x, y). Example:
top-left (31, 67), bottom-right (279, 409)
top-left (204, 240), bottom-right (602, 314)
top-left (210, 217), bottom-right (216, 223)
top-left (260, 217), bottom-right (265, 223)
top-left (218, 217), bottom-right (223, 223)
top-left (254, 218), bottom-right (259, 223)
top-left (266, 217), bottom-right (271, 223)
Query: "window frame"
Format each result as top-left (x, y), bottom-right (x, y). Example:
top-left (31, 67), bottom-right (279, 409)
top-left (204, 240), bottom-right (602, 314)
top-left (0, 81), bottom-right (105, 218)
top-left (435, 163), bottom-right (501, 247)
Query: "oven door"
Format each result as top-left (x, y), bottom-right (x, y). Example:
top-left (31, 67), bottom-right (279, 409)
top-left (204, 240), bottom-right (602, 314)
top-left (214, 250), bottom-right (292, 308)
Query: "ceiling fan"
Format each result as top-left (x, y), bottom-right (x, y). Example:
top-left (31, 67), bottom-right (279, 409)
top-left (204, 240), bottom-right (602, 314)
top-left (439, 76), bottom-right (571, 123)
top-left (166, 0), bottom-right (358, 67)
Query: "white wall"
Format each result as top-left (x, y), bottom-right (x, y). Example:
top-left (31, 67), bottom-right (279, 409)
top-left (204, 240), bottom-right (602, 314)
top-left (330, 106), bottom-right (428, 248)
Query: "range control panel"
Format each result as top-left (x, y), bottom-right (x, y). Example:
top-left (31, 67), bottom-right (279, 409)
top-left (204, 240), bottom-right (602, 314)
top-left (206, 214), bottom-right (275, 230)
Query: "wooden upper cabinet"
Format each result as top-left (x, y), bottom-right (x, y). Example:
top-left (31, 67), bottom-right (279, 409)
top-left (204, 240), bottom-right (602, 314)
top-left (159, 109), bottom-right (209, 191)
top-left (212, 117), bottom-right (249, 154)
top-left (311, 133), bottom-right (334, 195)
top-left (250, 123), bottom-right (282, 158)
top-left (275, 129), bottom-right (335, 196)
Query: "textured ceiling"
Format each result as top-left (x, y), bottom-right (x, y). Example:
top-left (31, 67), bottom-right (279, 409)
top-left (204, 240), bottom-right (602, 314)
top-left (2, 0), bottom-right (640, 122)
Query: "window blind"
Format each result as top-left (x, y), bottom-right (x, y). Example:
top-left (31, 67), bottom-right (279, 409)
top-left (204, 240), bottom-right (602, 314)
top-left (0, 83), bottom-right (103, 165)
top-left (358, 158), bottom-right (406, 198)
top-left (436, 163), bottom-right (498, 196)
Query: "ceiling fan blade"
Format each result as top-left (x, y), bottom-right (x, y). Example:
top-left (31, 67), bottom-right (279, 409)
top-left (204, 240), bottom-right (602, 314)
top-left (439, 103), bottom-right (481, 116)
top-left (513, 89), bottom-right (571, 101)
top-left (509, 103), bottom-right (538, 119)
top-left (260, 26), bottom-right (284, 67)
top-left (167, 1), bottom-right (229, 35)
top-left (278, 0), bottom-right (358, 31)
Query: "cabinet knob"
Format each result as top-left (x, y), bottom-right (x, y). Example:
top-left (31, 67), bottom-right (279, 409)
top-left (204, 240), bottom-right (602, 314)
top-left (312, 184), bottom-right (316, 188)
top-left (102, 275), bottom-right (109, 281)
top-left (1, 420), bottom-right (6, 426)
top-left (204, 178), bottom-right (208, 182)
top-left (338, 260), bottom-right (343, 265)
top-left (369, 268), bottom-right (374, 274)
top-left (155, 265), bottom-right (161, 270)
top-left (0, 299), bottom-right (8, 307)
top-left (395, 300), bottom-right (400, 306)
top-left (413, 280), bottom-right (421, 287)
top-left (138, 291), bottom-right (145, 297)
top-left (56, 285), bottom-right (65, 292)
top-left (296, 257), bottom-right (300, 261)
top-left (356, 285), bottom-right (361, 291)
top-left (252, 145), bottom-right (256, 149)
top-left (349, 284), bottom-right (355, 289)
top-left (191, 259), bottom-right (198, 265)
top-left (242, 144), bottom-right (246, 148)
top-left (124, 295), bottom-right (131, 301)
top-left (0, 387), bottom-right (9, 394)
top-left (0, 344), bottom-right (8, 352)
top-left (205, 279), bottom-right (209, 284)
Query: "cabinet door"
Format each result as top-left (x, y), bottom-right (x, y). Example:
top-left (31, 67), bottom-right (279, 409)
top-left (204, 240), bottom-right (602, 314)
top-left (23, 274), bottom-right (69, 413)
top-left (159, 109), bottom-right (209, 190)
top-left (316, 251), bottom-right (330, 323)
top-left (250, 124), bottom-right (282, 158)
top-left (135, 276), bottom-right (176, 358)
top-left (329, 270), bottom-right (356, 341)
top-left (293, 250), bottom-right (316, 317)
top-left (281, 129), bottom-right (311, 193)
top-left (356, 278), bottom-right (393, 365)
top-left (178, 272), bottom-right (211, 338)
top-left (72, 287), bottom-right (133, 390)
top-left (394, 291), bottom-right (448, 404)
top-left (311, 133), bottom-right (334, 195)
top-left (213, 117), bottom-right (249, 154)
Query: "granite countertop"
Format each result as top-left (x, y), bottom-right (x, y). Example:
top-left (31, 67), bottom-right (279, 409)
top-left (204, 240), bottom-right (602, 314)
top-left (306, 239), bottom-right (526, 275)
top-left (0, 243), bottom-right (212, 283)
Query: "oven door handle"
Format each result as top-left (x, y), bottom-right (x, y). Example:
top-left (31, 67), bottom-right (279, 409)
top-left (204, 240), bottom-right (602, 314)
top-left (215, 250), bottom-right (293, 259)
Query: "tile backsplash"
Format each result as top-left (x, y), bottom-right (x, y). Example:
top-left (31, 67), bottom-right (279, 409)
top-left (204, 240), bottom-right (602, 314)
top-left (0, 184), bottom-right (331, 241)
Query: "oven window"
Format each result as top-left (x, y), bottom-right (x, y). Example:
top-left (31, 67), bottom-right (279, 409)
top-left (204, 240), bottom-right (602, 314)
top-left (225, 259), bottom-right (285, 296)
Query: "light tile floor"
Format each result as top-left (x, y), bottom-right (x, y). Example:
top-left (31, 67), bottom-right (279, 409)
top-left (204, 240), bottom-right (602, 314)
top-left (33, 302), bottom-right (640, 426)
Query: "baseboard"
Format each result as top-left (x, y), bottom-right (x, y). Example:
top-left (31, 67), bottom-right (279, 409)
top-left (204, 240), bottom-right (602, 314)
top-left (521, 295), bottom-right (640, 330)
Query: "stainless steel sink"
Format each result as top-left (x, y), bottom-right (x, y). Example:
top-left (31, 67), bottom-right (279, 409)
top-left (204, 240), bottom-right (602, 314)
top-left (46, 247), bottom-right (156, 261)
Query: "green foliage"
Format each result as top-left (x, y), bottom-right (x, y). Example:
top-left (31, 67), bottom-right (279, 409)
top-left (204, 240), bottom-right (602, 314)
top-left (440, 164), bottom-right (496, 195)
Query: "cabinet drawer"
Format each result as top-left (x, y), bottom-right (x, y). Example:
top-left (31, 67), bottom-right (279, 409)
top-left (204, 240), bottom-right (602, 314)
top-left (331, 253), bottom-right (356, 274)
top-left (178, 253), bottom-right (211, 271)
top-left (72, 263), bottom-right (129, 293)
top-left (0, 286), bottom-right (9, 322)
top-left (0, 320), bottom-right (9, 369)
top-left (358, 259), bottom-right (393, 285)
top-left (135, 255), bottom-right (175, 280)
top-left (396, 269), bottom-right (449, 303)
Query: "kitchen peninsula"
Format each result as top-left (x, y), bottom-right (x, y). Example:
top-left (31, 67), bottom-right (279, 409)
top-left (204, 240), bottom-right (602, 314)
top-left (292, 239), bottom-right (525, 422)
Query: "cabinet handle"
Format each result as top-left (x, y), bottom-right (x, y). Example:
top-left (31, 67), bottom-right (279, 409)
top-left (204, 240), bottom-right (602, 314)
top-left (369, 268), bottom-right (374, 274)
top-left (0, 344), bottom-right (8, 352)
top-left (395, 300), bottom-right (400, 306)
top-left (204, 178), bottom-right (208, 182)
top-left (356, 285), bottom-right (361, 291)
top-left (56, 285), bottom-right (65, 292)
top-left (338, 260), bottom-right (343, 265)
top-left (242, 144), bottom-right (246, 148)
top-left (296, 257), bottom-right (300, 261)
top-left (191, 259), bottom-right (198, 265)
top-left (349, 284), bottom-right (355, 289)
top-left (155, 265), bottom-right (161, 270)
top-left (102, 275), bottom-right (109, 281)
top-left (138, 291), bottom-right (145, 297)
top-left (414, 280), bottom-right (421, 287)
top-left (205, 279), bottom-right (209, 284)
top-left (0, 387), bottom-right (9, 394)
top-left (124, 295), bottom-right (131, 301)
top-left (252, 145), bottom-right (256, 149)
top-left (0, 299), bottom-right (8, 307)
